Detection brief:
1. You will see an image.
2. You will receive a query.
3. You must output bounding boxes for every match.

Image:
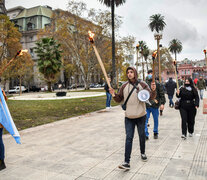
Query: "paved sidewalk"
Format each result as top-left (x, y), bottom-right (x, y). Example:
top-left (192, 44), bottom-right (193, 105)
top-left (1, 98), bottom-right (207, 179)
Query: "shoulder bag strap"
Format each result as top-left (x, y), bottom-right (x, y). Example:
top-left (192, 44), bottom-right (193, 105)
top-left (123, 80), bottom-right (140, 106)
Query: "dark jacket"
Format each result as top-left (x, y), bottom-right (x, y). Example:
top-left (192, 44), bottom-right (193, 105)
top-left (197, 79), bottom-right (206, 90)
top-left (146, 79), bottom-right (166, 108)
top-left (104, 84), bottom-right (110, 93)
top-left (176, 86), bottom-right (199, 109)
top-left (165, 78), bottom-right (177, 96)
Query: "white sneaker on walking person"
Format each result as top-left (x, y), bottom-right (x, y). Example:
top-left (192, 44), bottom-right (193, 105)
top-left (189, 133), bottom-right (193, 137)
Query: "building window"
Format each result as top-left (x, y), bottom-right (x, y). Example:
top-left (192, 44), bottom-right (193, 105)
top-left (185, 70), bottom-right (186, 74)
top-left (27, 22), bottom-right (35, 31)
top-left (30, 48), bottom-right (34, 58)
top-left (30, 36), bottom-right (33, 41)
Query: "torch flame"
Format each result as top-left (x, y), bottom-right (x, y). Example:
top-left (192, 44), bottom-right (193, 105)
top-left (204, 49), bottom-right (207, 54)
top-left (16, 49), bottom-right (28, 57)
top-left (152, 50), bottom-right (157, 58)
top-left (88, 31), bottom-right (95, 43)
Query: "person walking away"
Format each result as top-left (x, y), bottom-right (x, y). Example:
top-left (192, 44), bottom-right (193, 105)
top-left (178, 77), bottom-right (184, 87)
top-left (196, 76), bottom-right (206, 100)
top-left (194, 78), bottom-right (198, 87)
top-left (176, 78), bottom-right (199, 139)
top-left (145, 70), bottom-right (166, 140)
top-left (104, 78), bottom-right (112, 110)
top-left (165, 77), bottom-right (177, 108)
top-left (109, 67), bottom-right (156, 170)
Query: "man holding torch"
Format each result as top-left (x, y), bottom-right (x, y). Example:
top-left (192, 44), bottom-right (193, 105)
top-left (109, 67), bottom-right (156, 170)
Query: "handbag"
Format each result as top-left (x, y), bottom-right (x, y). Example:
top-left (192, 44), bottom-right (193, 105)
top-left (174, 99), bottom-right (180, 110)
top-left (121, 81), bottom-right (139, 111)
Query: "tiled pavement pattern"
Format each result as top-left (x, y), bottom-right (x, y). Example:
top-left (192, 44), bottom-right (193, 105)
top-left (1, 97), bottom-right (207, 179)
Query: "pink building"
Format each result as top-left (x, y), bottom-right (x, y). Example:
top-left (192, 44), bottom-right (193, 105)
top-left (162, 59), bottom-right (207, 82)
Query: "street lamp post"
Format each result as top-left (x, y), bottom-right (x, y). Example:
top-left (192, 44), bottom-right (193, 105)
top-left (136, 44), bottom-right (139, 77)
top-left (154, 32), bottom-right (162, 83)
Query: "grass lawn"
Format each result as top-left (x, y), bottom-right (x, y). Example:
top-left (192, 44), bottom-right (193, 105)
top-left (7, 95), bottom-right (119, 131)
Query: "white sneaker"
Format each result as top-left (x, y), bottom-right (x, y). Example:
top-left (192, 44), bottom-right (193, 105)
top-left (189, 133), bottom-right (193, 137)
top-left (181, 134), bottom-right (186, 139)
top-left (106, 107), bottom-right (110, 110)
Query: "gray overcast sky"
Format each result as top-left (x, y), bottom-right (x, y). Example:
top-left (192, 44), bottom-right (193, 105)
top-left (6, 0), bottom-right (207, 61)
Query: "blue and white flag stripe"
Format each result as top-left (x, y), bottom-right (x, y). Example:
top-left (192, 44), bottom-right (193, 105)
top-left (0, 87), bottom-right (21, 144)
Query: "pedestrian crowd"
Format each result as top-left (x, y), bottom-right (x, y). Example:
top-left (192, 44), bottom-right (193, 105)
top-left (0, 66), bottom-right (205, 171)
top-left (109, 67), bottom-right (202, 170)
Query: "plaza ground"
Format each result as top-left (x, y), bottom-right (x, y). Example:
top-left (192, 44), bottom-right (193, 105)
top-left (1, 93), bottom-right (207, 179)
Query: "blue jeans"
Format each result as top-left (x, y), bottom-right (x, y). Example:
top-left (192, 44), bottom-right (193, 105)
top-left (125, 116), bottom-right (146, 163)
top-left (0, 128), bottom-right (5, 160)
top-left (106, 92), bottom-right (112, 107)
top-left (145, 108), bottom-right (159, 137)
top-left (199, 89), bottom-right (204, 100)
top-left (168, 95), bottom-right (174, 106)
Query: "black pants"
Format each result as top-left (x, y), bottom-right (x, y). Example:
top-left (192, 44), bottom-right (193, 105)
top-left (124, 115), bottom-right (146, 163)
top-left (179, 107), bottom-right (197, 136)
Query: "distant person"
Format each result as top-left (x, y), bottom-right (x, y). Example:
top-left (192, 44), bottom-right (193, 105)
top-left (194, 78), bottom-right (198, 87)
top-left (145, 70), bottom-right (165, 139)
top-left (104, 78), bottom-right (112, 110)
top-left (196, 76), bottom-right (206, 100)
top-left (178, 77), bottom-right (184, 87)
top-left (155, 77), bottom-right (165, 116)
top-left (109, 67), bottom-right (156, 170)
top-left (176, 78), bottom-right (199, 139)
top-left (165, 77), bottom-right (177, 108)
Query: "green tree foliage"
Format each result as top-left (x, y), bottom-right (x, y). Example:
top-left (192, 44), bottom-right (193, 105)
top-left (35, 37), bottom-right (62, 91)
top-left (169, 39), bottom-right (183, 60)
top-left (149, 14), bottom-right (166, 33)
top-left (0, 15), bottom-right (22, 87)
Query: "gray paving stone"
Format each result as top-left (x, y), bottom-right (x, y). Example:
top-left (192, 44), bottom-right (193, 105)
top-left (1, 95), bottom-right (207, 179)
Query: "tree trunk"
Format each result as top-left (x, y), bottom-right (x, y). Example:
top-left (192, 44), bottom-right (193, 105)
top-left (146, 58), bottom-right (149, 72)
top-left (48, 81), bottom-right (52, 92)
top-left (111, 0), bottom-right (116, 88)
top-left (142, 55), bottom-right (145, 80)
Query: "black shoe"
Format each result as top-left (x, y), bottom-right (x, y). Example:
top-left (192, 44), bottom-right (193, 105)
top-left (0, 160), bottom-right (6, 171)
top-left (160, 111), bottom-right (163, 116)
top-left (154, 133), bottom-right (158, 139)
top-left (118, 162), bottom-right (130, 170)
top-left (141, 154), bottom-right (147, 162)
top-left (145, 136), bottom-right (149, 140)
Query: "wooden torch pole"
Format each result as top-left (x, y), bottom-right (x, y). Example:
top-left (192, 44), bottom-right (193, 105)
top-left (88, 31), bottom-right (111, 89)
top-left (173, 60), bottom-right (179, 91)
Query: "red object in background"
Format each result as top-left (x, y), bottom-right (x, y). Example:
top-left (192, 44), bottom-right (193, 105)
top-left (203, 98), bottom-right (207, 114)
top-left (194, 78), bottom-right (198, 85)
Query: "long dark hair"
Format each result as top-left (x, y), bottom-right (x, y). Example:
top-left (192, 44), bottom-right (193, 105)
top-left (185, 77), bottom-right (194, 88)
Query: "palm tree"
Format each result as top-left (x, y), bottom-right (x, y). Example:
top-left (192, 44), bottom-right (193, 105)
top-left (98, 0), bottom-right (126, 87)
top-left (142, 46), bottom-right (150, 72)
top-left (169, 39), bottom-right (182, 60)
top-left (35, 37), bottom-right (62, 92)
top-left (149, 14), bottom-right (166, 82)
top-left (138, 41), bottom-right (146, 80)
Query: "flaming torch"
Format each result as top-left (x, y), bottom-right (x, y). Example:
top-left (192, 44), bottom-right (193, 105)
top-left (0, 49), bottom-right (28, 76)
top-left (152, 50), bottom-right (157, 82)
top-left (88, 31), bottom-right (112, 89)
top-left (173, 59), bottom-right (179, 90)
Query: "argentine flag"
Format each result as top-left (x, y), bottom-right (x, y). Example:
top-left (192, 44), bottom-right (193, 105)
top-left (0, 87), bottom-right (21, 144)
